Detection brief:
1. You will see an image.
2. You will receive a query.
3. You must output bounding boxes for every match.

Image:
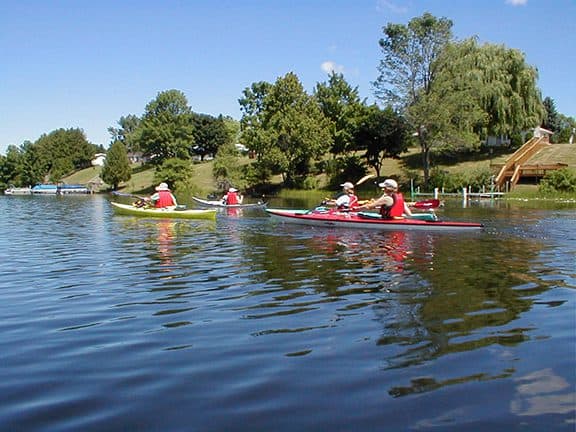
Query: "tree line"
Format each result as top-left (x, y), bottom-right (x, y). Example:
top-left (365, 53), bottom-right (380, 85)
top-left (2, 13), bottom-right (574, 193)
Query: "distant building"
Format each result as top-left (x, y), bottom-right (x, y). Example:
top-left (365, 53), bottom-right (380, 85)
top-left (486, 135), bottom-right (511, 147)
top-left (91, 153), bottom-right (106, 166)
top-left (533, 126), bottom-right (554, 139)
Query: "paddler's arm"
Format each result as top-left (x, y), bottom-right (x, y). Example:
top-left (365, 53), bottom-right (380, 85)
top-left (357, 195), bottom-right (392, 210)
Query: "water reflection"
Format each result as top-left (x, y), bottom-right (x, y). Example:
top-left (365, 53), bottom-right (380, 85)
top-left (511, 369), bottom-right (575, 417)
top-left (241, 223), bottom-right (564, 397)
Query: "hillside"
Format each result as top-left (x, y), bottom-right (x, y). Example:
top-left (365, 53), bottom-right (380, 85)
top-left (63, 144), bottom-right (576, 195)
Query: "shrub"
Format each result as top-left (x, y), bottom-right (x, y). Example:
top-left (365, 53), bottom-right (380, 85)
top-left (539, 168), bottom-right (576, 193)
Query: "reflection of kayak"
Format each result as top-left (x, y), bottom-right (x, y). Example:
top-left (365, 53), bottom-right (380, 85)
top-left (111, 202), bottom-right (217, 220)
top-left (265, 208), bottom-right (483, 231)
top-left (192, 196), bottom-right (267, 208)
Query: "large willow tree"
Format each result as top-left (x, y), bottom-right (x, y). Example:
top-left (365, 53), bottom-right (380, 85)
top-left (374, 13), bottom-right (544, 184)
top-left (434, 38), bottom-right (544, 138)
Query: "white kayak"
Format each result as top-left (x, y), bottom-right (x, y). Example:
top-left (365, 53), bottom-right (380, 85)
top-left (192, 196), bottom-right (267, 208)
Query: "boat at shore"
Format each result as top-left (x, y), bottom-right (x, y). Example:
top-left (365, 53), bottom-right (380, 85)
top-left (110, 202), bottom-right (217, 220)
top-left (192, 196), bottom-right (267, 208)
top-left (31, 184), bottom-right (58, 194)
top-left (57, 184), bottom-right (90, 194)
top-left (4, 186), bottom-right (32, 195)
top-left (265, 208), bottom-right (483, 231)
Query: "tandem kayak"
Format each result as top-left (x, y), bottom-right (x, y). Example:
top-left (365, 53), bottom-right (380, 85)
top-left (265, 208), bottom-right (483, 231)
top-left (192, 196), bottom-right (267, 209)
top-left (111, 202), bottom-right (217, 220)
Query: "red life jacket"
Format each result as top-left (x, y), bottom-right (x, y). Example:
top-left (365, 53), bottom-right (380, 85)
top-left (155, 190), bottom-right (176, 208)
top-left (348, 194), bottom-right (359, 209)
top-left (380, 192), bottom-right (405, 219)
top-left (226, 192), bottom-right (239, 205)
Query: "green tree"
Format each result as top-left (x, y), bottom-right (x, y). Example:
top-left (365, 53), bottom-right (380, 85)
top-left (153, 158), bottom-right (194, 194)
top-left (373, 13), bottom-right (453, 184)
top-left (542, 97), bottom-right (561, 142)
top-left (34, 128), bottom-right (98, 182)
top-left (239, 72), bottom-right (332, 186)
top-left (554, 114), bottom-right (576, 143)
top-left (355, 105), bottom-right (409, 178)
top-left (314, 72), bottom-right (364, 155)
top-left (374, 13), bottom-right (545, 185)
top-left (101, 140), bottom-right (131, 190)
top-left (191, 113), bottom-right (231, 160)
top-left (213, 142), bottom-right (247, 192)
top-left (138, 89), bottom-right (195, 166)
top-left (108, 114), bottom-right (142, 154)
top-left (0, 145), bottom-right (25, 187)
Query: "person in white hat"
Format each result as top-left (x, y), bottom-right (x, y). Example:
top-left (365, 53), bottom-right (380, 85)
top-left (221, 187), bottom-right (243, 205)
top-left (149, 182), bottom-right (178, 208)
top-left (357, 178), bottom-right (412, 219)
top-left (324, 181), bottom-right (359, 211)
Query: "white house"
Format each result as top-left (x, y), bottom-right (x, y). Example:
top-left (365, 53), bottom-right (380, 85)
top-left (91, 153), bottom-right (106, 166)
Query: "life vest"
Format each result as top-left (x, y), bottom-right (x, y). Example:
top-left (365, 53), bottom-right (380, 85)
top-left (335, 192), bottom-right (358, 210)
top-left (226, 191), bottom-right (239, 205)
top-left (155, 190), bottom-right (176, 208)
top-left (348, 194), bottom-right (359, 209)
top-left (380, 192), bottom-right (405, 219)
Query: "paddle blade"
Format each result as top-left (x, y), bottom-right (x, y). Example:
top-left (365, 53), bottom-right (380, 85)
top-left (411, 199), bottom-right (441, 209)
top-left (355, 174), bottom-right (376, 186)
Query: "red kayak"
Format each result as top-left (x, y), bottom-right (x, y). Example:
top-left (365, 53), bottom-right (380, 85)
top-left (265, 208), bottom-right (483, 231)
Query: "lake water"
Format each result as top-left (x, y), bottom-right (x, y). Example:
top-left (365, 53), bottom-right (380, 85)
top-left (0, 194), bottom-right (574, 431)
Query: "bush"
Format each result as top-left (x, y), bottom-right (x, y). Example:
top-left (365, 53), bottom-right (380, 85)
top-left (539, 168), bottom-right (576, 193)
top-left (427, 167), bottom-right (493, 192)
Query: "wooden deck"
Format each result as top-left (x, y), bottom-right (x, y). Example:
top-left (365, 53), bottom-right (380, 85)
top-left (494, 137), bottom-right (573, 190)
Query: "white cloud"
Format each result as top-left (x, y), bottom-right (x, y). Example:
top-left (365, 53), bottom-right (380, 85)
top-left (321, 61), bottom-right (345, 74)
top-left (376, 0), bottom-right (409, 14)
top-left (506, 0), bottom-right (528, 6)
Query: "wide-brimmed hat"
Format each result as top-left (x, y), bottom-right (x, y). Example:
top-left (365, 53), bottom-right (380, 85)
top-left (340, 182), bottom-right (354, 190)
top-left (228, 187), bottom-right (238, 192)
top-left (155, 182), bottom-right (170, 191)
top-left (379, 179), bottom-right (398, 190)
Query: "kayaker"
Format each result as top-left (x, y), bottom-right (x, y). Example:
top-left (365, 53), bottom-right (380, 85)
top-left (357, 179), bottom-right (412, 219)
top-left (222, 187), bottom-right (243, 205)
top-left (324, 182), bottom-right (359, 211)
top-left (149, 182), bottom-right (178, 208)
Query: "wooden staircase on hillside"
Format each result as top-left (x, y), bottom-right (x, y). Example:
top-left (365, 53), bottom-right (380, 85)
top-left (493, 136), bottom-right (566, 190)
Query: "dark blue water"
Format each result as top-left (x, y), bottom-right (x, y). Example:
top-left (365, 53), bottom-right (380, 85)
top-left (0, 195), bottom-right (574, 431)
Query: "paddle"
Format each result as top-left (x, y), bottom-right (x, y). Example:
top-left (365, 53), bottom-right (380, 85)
top-left (355, 173), bottom-right (376, 186)
top-left (111, 190), bottom-right (146, 200)
top-left (407, 199), bottom-right (441, 209)
top-left (313, 174), bottom-right (376, 212)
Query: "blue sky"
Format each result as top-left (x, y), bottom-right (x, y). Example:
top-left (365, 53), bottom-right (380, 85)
top-left (1, 0), bottom-right (574, 154)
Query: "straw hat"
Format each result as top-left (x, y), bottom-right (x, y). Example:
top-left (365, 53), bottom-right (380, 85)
top-left (155, 182), bottom-right (170, 191)
top-left (340, 182), bottom-right (354, 190)
top-left (378, 179), bottom-right (398, 190)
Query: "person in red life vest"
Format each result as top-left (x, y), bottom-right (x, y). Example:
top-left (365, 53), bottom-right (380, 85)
top-left (324, 182), bottom-right (359, 211)
top-left (221, 187), bottom-right (243, 205)
top-left (149, 182), bottom-right (178, 208)
top-left (357, 178), bottom-right (412, 219)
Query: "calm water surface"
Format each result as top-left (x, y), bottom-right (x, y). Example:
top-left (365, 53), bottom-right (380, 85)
top-left (0, 195), bottom-right (574, 431)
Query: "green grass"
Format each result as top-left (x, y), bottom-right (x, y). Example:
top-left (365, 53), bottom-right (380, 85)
top-left (63, 144), bottom-right (576, 197)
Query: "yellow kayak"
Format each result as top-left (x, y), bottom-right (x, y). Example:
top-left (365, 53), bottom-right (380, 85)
top-left (111, 202), bottom-right (217, 220)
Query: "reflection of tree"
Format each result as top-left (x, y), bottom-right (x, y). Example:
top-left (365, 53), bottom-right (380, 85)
top-left (370, 234), bottom-right (552, 397)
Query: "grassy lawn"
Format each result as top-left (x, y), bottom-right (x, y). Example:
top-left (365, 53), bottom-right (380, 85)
top-left (63, 144), bottom-right (575, 196)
